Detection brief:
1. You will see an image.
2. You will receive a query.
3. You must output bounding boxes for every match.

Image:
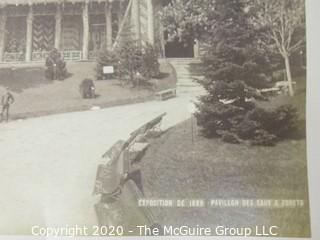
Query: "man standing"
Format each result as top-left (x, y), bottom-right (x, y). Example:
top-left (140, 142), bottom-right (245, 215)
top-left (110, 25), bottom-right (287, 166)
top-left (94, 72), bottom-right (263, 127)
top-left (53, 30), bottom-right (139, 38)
top-left (1, 87), bottom-right (15, 122)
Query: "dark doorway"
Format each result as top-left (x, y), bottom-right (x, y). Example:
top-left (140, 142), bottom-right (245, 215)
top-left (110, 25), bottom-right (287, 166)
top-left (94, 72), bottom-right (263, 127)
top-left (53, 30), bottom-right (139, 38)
top-left (165, 38), bottom-right (194, 58)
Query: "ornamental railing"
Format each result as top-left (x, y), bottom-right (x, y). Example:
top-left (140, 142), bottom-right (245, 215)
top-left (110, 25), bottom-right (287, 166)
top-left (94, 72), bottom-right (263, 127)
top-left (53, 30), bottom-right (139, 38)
top-left (62, 50), bottom-right (83, 61)
top-left (32, 51), bottom-right (49, 62)
top-left (2, 50), bottom-right (86, 63)
top-left (3, 52), bottom-right (25, 63)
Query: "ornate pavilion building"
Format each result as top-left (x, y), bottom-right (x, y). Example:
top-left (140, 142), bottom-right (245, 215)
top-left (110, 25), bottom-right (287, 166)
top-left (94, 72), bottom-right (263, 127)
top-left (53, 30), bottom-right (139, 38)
top-left (0, 0), bottom-right (160, 63)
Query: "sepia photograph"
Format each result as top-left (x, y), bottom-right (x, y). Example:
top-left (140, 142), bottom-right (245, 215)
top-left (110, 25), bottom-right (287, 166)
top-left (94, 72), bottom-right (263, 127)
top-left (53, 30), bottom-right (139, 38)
top-left (0, 0), bottom-right (312, 238)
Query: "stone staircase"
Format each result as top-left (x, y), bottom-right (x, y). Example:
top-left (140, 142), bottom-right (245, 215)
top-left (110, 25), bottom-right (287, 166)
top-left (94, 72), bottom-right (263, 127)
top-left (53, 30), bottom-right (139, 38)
top-left (168, 58), bottom-right (205, 97)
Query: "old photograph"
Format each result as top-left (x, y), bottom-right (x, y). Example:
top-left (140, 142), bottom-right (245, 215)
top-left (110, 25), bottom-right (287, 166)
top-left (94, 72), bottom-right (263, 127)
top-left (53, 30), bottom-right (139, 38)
top-left (0, 0), bottom-right (309, 238)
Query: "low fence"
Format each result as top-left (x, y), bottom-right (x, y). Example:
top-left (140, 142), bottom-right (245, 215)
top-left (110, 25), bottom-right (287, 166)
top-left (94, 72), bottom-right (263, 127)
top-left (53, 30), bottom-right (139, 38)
top-left (2, 50), bottom-right (84, 63)
top-left (93, 113), bottom-right (166, 233)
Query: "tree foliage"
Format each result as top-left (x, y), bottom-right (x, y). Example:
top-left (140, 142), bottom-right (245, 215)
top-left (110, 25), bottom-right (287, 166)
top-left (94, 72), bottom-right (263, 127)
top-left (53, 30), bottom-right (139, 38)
top-left (252, 0), bottom-right (306, 96)
top-left (159, 0), bottom-right (216, 43)
top-left (192, 0), bottom-right (299, 145)
top-left (95, 23), bottom-right (159, 87)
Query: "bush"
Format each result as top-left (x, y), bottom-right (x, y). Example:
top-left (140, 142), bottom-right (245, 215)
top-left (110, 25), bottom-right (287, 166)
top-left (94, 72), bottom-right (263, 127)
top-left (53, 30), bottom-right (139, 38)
top-left (250, 129), bottom-right (277, 146)
top-left (221, 131), bottom-right (241, 144)
top-left (248, 105), bottom-right (299, 138)
top-left (272, 105), bottom-right (300, 138)
top-left (195, 100), bottom-right (245, 137)
top-left (234, 119), bottom-right (261, 139)
top-left (95, 49), bottom-right (120, 80)
top-left (95, 43), bottom-right (160, 86)
top-left (196, 101), bottom-right (300, 145)
top-left (141, 43), bottom-right (160, 78)
top-left (45, 48), bottom-right (67, 80)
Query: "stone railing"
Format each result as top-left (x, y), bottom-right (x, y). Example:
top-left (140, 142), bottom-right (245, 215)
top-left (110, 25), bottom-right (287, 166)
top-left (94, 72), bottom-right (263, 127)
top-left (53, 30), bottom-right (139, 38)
top-left (93, 113), bottom-right (166, 233)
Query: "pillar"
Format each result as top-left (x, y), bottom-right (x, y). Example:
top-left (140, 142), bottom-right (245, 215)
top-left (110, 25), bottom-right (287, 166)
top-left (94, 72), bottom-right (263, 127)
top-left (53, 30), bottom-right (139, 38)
top-left (0, 10), bottom-right (7, 62)
top-left (25, 5), bottom-right (33, 62)
top-left (105, 1), bottom-right (113, 50)
top-left (147, 0), bottom-right (154, 45)
top-left (55, 4), bottom-right (62, 49)
top-left (131, 0), bottom-right (141, 42)
top-left (82, 2), bottom-right (89, 60)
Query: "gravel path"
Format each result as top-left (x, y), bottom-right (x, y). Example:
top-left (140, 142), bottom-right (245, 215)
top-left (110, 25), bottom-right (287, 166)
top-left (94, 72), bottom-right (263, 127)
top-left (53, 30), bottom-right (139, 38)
top-left (0, 94), bottom-right (197, 235)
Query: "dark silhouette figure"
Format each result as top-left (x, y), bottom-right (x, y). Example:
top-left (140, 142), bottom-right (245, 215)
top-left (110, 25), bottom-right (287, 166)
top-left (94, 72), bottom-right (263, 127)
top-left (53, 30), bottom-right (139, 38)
top-left (1, 88), bottom-right (15, 122)
top-left (45, 48), bottom-right (67, 80)
top-left (79, 79), bottom-right (96, 99)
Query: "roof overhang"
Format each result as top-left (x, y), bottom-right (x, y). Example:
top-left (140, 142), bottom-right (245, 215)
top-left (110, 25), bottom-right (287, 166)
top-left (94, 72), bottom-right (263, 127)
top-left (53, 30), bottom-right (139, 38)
top-left (0, 0), bottom-right (119, 7)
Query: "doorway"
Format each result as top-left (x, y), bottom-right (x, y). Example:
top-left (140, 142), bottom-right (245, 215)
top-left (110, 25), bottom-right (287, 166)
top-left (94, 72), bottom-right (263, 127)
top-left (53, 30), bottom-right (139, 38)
top-left (164, 37), bottom-right (194, 58)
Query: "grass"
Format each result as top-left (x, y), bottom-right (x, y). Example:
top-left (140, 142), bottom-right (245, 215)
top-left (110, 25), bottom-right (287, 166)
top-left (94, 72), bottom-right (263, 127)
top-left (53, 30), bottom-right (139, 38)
top-left (0, 60), bottom-right (176, 120)
top-left (137, 75), bottom-right (309, 237)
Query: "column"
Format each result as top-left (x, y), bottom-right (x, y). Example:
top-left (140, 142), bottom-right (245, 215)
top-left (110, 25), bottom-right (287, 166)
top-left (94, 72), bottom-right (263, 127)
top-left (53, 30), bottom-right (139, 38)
top-left (0, 10), bottom-right (7, 62)
top-left (147, 0), bottom-right (154, 45)
top-left (55, 4), bottom-right (62, 49)
top-left (25, 5), bottom-right (33, 62)
top-left (131, 0), bottom-right (141, 42)
top-left (105, 1), bottom-right (112, 50)
top-left (82, 2), bottom-right (89, 60)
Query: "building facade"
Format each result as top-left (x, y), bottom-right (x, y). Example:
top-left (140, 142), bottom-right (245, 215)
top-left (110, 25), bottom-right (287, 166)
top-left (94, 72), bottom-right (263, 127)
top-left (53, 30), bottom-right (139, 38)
top-left (0, 0), bottom-right (155, 63)
top-left (0, 0), bottom-right (199, 63)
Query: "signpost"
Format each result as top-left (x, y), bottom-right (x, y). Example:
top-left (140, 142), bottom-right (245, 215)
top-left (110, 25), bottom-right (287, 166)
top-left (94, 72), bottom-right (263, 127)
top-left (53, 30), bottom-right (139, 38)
top-left (103, 66), bottom-right (114, 80)
top-left (103, 66), bottom-right (114, 74)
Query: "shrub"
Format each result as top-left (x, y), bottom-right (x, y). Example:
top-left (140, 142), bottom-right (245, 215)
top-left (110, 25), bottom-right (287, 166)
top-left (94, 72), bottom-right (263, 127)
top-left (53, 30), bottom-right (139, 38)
top-left (272, 105), bottom-right (300, 138)
top-left (221, 131), bottom-right (241, 144)
top-left (234, 119), bottom-right (261, 139)
top-left (141, 43), bottom-right (160, 79)
top-left (248, 105), bottom-right (299, 138)
top-left (95, 43), bottom-right (160, 86)
top-left (95, 49), bottom-right (120, 80)
top-left (250, 129), bottom-right (277, 146)
top-left (195, 100), bottom-right (244, 137)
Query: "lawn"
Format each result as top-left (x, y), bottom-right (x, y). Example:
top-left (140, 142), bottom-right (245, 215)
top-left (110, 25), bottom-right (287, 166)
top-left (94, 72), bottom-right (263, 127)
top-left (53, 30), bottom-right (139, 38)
top-left (0, 60), bottom-right (176, 120)
top-left (137, 75), bottom-right (309, 237)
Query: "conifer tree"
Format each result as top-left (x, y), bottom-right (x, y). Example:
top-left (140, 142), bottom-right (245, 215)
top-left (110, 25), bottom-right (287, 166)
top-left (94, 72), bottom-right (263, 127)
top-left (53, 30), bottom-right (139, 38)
top-left (195, 0), bottom-right (271, 140)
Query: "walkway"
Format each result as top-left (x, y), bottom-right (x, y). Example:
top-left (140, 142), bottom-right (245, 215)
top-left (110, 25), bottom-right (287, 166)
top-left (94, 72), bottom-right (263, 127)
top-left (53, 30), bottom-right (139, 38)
top-left (0, 59), bottom-right (205, 235)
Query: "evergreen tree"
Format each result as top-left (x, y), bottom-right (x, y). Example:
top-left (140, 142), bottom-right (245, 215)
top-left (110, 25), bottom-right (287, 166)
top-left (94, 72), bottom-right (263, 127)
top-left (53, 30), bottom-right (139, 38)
top-left (116, 22), bottom-right (143, 86)
top-left (195, 0), bottom-right (272, 140)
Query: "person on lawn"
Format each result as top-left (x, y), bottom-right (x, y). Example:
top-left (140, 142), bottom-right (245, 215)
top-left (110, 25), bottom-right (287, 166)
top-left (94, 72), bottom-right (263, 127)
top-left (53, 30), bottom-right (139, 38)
top-left (1, 87), bottom-right (15, 122)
